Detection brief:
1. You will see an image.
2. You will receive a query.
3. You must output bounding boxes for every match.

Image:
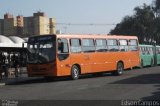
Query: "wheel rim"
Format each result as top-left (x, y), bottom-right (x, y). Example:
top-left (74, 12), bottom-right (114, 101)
top-left (117, 63), bottom-right (123, 74)
top-left (73, 68), bottom-right (78, 78)
top-left (72, 66), bottom-right (79, 79)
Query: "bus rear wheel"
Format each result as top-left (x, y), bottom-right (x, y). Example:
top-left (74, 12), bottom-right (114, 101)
top-left (71, 65), bottom-right (80, 80)
top-left (140, 60), bottom-right (144, 68)
top-left (112, 62), bottom-right (124, 76)
top-left (151, 59), bottom-right (154, 67)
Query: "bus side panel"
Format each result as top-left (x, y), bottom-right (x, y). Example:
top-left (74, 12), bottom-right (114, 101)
top-left (104, 52), bottom-right (131, 71)
top-left (56, 56), bottom-right (71, 76)
top-left (157, 54), bottom-right (160, 65)
top-left (130, 51), bottom-right (140, 67)
top-left (69, 53), bottom-right (95, 74)
top-left (146, 55), bottom-right (154, 66)
top-left (69, 53), bottom-right (87, 74)
top-left (91, 52), bottom-right (110, 72)
top-left (141, 54), bottom-right (153, 66)
top-left (119, 52), bottom-right (131, 69)
top-left (113, 52), bottom-right (131, 70)
top-left (104, 52), bottom-right (118, 71)
top-left (88, 52), bottom-right (130, 73)
top-left (140, 54), bottom-right (146, 66)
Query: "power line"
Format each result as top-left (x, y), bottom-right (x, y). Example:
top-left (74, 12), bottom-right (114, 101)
top-left (56, 23), bottom-right (116, 26)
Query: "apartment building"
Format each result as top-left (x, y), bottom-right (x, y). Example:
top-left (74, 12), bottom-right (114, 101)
top-left (0, 12), bottom-right (56, 37)
top-left (23, 17), bottom-right (34, 36)
top-left (50, 18), bottom-right (56, 34)
top-left (33, 12), bottom-right (50, 35)
top-left (0, 19), bottom-right (4, 35)
top-left (3, 13), bottom-right (17, 36)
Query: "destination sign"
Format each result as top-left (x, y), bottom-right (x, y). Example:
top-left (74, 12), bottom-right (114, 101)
top-left (29, 35), bottom-right (55, 43)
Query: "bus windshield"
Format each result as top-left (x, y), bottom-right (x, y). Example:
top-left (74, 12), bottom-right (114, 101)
top-left (27, 35), bottom-right (56, 64)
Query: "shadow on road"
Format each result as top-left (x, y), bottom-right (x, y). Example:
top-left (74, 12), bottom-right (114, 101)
top-left (142, 85), bottom-right (160, 100)
top-left (6, 72), bottom-right (114, 85)
top-left (110, 74), bottom-right (160, 84)
top-left (7, 77), bottom-right (72, 85)
top-left (110, 73), bottom-right (160, 100)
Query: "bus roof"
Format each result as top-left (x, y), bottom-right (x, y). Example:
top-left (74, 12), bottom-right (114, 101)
top-left (28, 34), bottom-right (138, 40)
top-left (139, 44), bottom-right (154, 47)
top-left (56, 34), bottom-right (138, 40)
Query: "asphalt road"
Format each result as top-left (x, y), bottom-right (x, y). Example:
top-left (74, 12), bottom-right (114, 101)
top-left (0, 66), bottom-right (160, 105)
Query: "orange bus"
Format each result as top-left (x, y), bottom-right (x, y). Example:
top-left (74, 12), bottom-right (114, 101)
top-left (27, 34), bottom-right (140, 80)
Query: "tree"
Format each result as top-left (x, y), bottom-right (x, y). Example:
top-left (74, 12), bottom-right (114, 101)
top-left (151, 17), bottom-right (160, 44)
top-left (152, 0), bottom-right (160, 17)
top-left (154, 0), bottom-right (160, 11)
top-left (110, 4), bottom-right (156, 44)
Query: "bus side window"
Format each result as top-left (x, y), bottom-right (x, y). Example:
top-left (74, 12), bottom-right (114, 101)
top-left (57, 38), bottom-right (69, 60)
top-left (129, 39), bottom-right (138, 51)
top-left (147, 47), bottom-right (150, 55)
top-left (70, 38), bottom-right (81, 53)
top-left (107, 39), bottom-right (119, 52)
top-left (119, 39), bottom-right (128, 52)
top-left (145, 47), bottom-right (148, 55)
top-left (156, 47), bottom-right (159, 54)
top-left (144, 47), bottom-right (146, 55)
top-left (82, 39), bottom-right (95, 52)
top-left (151, 47), bottom-right (153, 55)
top-left (142, 47), bottom-right (145, 55)
top-left (148, 47), bottom-right (151, 55)
top-left (95, 39), bottom-right (107, 52)
top-left (140, 47), bottom-right (143, 54)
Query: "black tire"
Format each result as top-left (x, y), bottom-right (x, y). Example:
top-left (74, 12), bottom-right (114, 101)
top-left (151, 59), bottom-right (154, 67)
top-left (0, 74), bottom-right (2, 80)
top-left (71, 65), bottom-right (80, 80)
top-left (112, 62), bottom-right (124, 76)
top-left (140, 60), bottom-right (143, 68)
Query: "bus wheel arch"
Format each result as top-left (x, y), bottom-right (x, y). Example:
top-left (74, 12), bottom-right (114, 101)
top-left (71, 64), bottom-right (81, 80)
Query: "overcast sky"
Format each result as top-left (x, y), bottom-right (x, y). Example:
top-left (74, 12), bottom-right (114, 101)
top-left (0, 0), bottom-right (152, 34)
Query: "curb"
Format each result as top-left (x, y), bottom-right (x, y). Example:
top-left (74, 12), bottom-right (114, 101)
top-left (0, 83), bottom-right (6, 86)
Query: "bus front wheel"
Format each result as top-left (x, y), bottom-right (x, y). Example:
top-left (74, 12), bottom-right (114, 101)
top-left (71, 65), bottom-right (80, 80)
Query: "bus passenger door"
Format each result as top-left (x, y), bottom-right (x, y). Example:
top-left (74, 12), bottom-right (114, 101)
top-left (57, 38), bottom-right (71, 76)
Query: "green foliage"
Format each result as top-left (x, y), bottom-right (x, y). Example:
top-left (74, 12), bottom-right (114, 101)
top-left (154, 0), bottom-right (160, 11)
top-left (110, 1), bottom-right (160, 45)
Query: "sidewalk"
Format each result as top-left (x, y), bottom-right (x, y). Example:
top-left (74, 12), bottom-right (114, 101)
top-left (0, 67), bottom-right (31, 86)
top-left (0, 73), bottom-right (30, 86)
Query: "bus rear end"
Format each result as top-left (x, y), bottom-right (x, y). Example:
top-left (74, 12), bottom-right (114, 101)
top-left (27, 35), bottom-right (57, 77)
